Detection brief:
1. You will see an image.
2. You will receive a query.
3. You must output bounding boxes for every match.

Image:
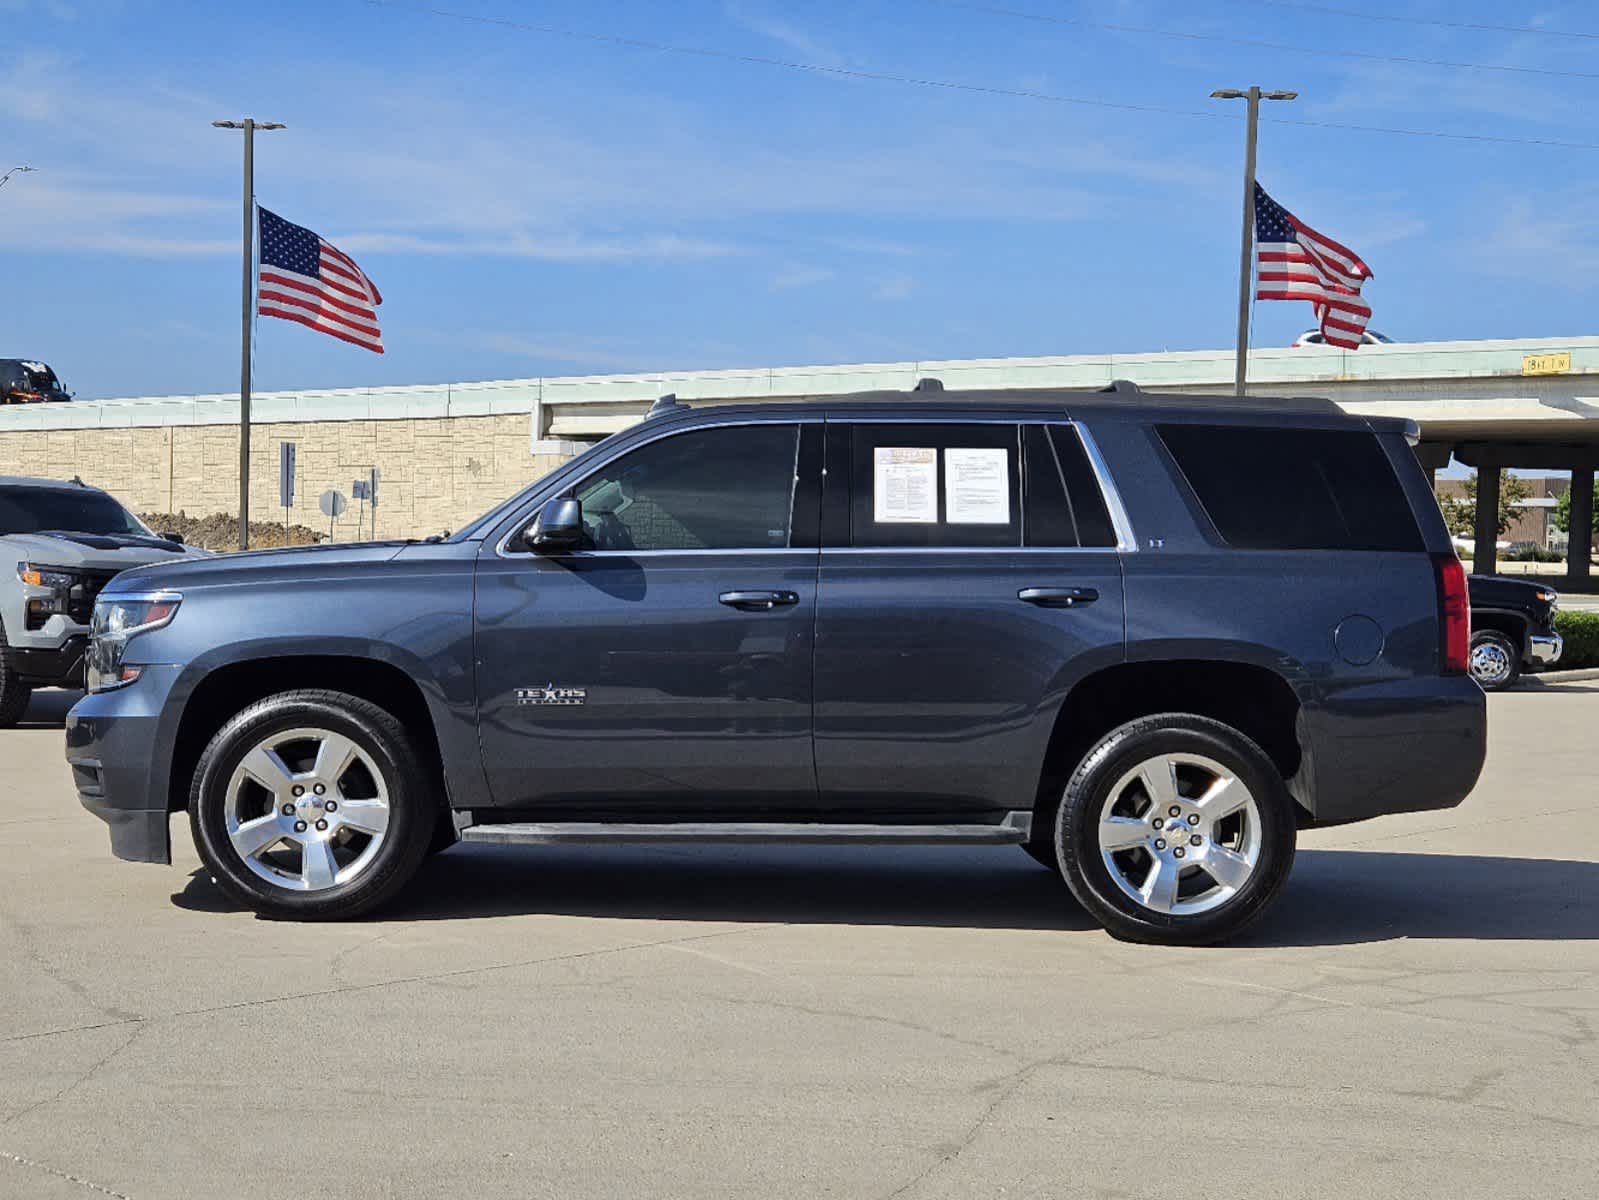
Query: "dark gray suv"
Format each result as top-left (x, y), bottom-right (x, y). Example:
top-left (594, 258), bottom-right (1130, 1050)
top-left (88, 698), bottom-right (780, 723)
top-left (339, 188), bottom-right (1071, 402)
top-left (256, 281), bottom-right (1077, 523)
top-left (65, 385), bottom-right (1486, 944)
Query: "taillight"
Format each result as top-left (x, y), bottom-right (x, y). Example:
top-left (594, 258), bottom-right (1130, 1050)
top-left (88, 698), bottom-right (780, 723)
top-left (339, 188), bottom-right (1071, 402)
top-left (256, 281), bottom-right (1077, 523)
top-left (1434, 553), bottom-right (1469, 675)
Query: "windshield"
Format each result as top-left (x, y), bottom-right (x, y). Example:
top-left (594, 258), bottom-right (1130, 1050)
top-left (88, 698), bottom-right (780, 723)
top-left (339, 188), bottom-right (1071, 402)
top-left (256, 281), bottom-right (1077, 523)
top-left (20, 363), bottom-right (59, 392)
top-left (0, 486), bottom-right (151, 536)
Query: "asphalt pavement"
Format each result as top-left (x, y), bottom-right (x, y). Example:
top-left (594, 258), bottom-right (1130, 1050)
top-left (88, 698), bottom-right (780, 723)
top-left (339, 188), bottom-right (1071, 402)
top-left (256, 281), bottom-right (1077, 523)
top-left (2, 688), bottom-right (1595, 1199)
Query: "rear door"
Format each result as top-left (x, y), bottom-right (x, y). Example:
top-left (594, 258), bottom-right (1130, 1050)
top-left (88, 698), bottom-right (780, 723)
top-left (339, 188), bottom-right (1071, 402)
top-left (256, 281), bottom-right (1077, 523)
top-left (812, 416), bottom-right (1128, 817)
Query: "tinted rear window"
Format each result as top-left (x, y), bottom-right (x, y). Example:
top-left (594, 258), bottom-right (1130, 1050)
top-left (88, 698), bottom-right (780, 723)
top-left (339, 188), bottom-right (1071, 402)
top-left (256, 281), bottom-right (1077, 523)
top-left (1156, 424), bottom-right (1422, 552)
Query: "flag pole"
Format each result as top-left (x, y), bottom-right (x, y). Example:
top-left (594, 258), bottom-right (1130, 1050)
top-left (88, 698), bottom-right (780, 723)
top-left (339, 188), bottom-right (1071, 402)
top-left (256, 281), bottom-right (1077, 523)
top-left (212, 118), bottom-right (284, 551)
top-left (1211, 87), bottom-right (1296, 397)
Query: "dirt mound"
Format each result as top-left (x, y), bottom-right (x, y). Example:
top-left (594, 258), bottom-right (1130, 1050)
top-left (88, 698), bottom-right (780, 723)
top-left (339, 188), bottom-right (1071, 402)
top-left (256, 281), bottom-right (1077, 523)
top-left (140, 511), bottom-right (327, 551)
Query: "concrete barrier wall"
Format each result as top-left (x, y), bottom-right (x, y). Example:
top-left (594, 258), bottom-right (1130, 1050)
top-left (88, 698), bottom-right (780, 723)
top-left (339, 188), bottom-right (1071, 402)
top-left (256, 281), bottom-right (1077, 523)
top-left (5, 334), bottom-right (1598, 540)
top-left (0, 414), bottom-right (573, 540)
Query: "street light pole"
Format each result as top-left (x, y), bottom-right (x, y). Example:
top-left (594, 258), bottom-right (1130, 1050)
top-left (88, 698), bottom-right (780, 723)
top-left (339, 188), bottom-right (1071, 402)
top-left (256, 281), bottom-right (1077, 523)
top-left (0, 165), bottom-right (37, 192)
top-left (1210, 87), bottom-right (1296, 397)
top-left (212, 119), bottom-right (284, 551)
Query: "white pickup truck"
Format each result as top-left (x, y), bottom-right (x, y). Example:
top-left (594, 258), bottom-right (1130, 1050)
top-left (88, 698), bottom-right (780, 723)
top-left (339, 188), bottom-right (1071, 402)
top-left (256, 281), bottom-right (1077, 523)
top-left (0, 476), bottom-right (207, 723)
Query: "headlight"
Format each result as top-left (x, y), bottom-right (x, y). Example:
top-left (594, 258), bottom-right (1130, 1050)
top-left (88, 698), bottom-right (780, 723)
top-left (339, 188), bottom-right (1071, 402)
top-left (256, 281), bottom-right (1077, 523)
top-left (86, 593), bottom-right (181, 692)
top-left (18, 562), bottom-right (80, 590)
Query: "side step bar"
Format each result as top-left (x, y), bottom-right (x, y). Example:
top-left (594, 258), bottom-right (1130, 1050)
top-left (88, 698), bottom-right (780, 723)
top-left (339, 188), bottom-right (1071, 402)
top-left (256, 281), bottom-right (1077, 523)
top-left (460, 810), bottom-right (1032, 847)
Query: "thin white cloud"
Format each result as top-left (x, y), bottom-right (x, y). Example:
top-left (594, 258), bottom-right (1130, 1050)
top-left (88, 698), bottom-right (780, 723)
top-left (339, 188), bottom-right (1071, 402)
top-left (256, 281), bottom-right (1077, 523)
top-left (332, 230), bottom-right (741, 261)
top-left (873, 274), bottom-right (915, 301)
top-left (770, 264), bottom-right (835, 289)
top-left (724, 0), bottom-right (844, 67)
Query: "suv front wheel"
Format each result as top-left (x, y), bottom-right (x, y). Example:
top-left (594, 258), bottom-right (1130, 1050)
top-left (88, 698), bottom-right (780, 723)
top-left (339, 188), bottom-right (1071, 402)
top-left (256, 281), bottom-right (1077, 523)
top-left (189, 690), bottom-right (434, 920)
top-left (1055, 714), bottom-right (1297, 945)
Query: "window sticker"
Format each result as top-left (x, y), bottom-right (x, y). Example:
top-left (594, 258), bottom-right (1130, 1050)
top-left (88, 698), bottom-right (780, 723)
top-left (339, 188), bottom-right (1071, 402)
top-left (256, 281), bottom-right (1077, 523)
top-left (944, 447), bottom-right (1010, 525)
top-left (873, 447), bottom-right (938, 523)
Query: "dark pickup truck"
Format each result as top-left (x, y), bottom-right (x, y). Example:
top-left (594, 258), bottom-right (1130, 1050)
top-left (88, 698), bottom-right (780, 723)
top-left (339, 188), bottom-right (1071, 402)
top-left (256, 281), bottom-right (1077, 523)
top-left (65, 383), bottom-right (1487, 945)
top-left (1468, 574), bottom-right (1562, 690)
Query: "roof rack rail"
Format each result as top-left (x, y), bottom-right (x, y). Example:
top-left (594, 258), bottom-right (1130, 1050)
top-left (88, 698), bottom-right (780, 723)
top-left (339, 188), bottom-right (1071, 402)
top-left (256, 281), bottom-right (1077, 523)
top-left (1097, 379), bottom-right (1141, 394)
top-left (646, 393), bottom-right (683, 419)
top-left (913, 377), bottom-right (944, 392)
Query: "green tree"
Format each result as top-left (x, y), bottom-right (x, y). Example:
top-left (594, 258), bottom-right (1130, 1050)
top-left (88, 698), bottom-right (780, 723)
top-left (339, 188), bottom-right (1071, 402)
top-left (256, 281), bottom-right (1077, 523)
top-left (1438, 470), bottom-right (1532, 539)
top-left (1553, 476), bottom-right (1599, 535)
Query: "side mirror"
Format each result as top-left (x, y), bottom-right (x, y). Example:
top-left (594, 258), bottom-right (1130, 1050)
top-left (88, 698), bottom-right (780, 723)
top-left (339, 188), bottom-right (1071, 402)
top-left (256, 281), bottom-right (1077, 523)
top-left (161, 531), bottom-right (185, 546)
top-left (524, 497), bottom-right (583, 552)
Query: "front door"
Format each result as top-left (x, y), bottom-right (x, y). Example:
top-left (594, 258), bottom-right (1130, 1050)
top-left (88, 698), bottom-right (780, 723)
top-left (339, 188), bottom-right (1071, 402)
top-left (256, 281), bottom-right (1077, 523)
top-left (813, 419), bottom-right (1127, 817)
top-left (475, 419), bottom-right (821, 816)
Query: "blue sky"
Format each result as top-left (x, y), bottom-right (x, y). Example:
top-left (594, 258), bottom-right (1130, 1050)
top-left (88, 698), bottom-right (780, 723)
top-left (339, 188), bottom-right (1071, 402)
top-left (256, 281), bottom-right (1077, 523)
top-left (4, 0), bottom-right (1598, 399)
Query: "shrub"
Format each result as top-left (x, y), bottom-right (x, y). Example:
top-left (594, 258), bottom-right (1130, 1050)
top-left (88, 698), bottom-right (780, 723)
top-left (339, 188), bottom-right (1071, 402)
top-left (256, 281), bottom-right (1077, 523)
top-left (1554, 610), bottom-right (1599, 670)
top-left (1505, 543), bottom-right (1563, 563)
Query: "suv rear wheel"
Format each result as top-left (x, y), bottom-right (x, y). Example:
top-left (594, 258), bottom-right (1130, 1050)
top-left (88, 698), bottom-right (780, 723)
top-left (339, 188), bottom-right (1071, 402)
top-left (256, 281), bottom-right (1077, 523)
top-left (189, 689), bottom-right (433, 920)
top-left (1055, 714), bottom-right (1297, 945)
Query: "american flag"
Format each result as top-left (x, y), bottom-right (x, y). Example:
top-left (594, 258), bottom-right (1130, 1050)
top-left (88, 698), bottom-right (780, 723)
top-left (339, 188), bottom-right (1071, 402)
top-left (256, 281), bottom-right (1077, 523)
top-left (257, 207), bottom-right (384, 354)
top-left (1253, 183), bottom-right (1373, 350)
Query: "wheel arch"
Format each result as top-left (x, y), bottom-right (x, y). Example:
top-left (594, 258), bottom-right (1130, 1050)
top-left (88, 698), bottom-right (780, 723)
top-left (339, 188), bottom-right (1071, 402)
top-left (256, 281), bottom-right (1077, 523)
top-left (1471, 608), bottom-right (1529, 654)
top-left (1033, 658), bottom-right (1306, 831)
top-left (166, 652), bottom-right (451, 816)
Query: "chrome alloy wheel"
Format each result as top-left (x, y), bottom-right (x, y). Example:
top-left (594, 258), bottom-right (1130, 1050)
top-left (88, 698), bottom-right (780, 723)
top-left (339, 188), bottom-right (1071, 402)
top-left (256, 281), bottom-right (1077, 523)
top-left (1096, 752), bottom-right (1263, 916)
top-left (1469, 640), bottom-right (1512, 687)
top-left (223, 726), bottom-right (391, 893)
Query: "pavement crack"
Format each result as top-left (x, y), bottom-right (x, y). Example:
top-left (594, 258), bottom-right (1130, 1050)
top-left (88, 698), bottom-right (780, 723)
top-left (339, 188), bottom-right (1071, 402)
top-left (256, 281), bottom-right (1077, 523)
top-left (0, 922), bottom-right (789, 1047)
top-left (3, 1024), bottom-right (147, 1129)
top-left (1, 1149), bottom-right (133, 1199)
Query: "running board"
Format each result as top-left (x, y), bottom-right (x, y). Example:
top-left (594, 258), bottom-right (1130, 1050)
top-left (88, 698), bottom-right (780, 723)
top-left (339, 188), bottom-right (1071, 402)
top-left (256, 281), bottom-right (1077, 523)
top-left (459, 811), bottom-right (1032, 847)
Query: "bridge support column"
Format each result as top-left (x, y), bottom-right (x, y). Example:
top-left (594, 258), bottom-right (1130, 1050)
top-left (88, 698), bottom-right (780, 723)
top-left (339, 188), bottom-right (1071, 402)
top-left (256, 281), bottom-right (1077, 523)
top-left (1567, 468), bottom-right (1593, 588)
top-left (1473, 469), bottom-right (1500, 575)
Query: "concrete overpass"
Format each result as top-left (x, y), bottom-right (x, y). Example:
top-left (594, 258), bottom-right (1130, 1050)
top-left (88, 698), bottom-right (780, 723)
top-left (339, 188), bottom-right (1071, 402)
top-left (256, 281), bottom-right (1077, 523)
top-left (2, 333), bottom-right (1596, 577)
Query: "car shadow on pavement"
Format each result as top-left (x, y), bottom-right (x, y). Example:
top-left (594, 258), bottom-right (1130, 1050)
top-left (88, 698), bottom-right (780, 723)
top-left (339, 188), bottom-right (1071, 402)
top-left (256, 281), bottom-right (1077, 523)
top-left (173, 843), bottom-right (1599, 943)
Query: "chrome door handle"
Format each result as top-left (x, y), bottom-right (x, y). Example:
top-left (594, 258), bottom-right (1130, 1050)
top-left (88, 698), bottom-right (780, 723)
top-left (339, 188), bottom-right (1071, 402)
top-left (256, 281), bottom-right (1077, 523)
top-left (1018, 586), bottom-right (1099, 608)
top-left (719, 590), bottom-right (800, 611)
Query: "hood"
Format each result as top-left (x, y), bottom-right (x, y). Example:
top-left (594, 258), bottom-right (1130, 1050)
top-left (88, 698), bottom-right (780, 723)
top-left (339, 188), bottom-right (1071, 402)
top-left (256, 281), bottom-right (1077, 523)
top-left (106, 539), bottom-right (415, 594)
top-left (3, 530), bottom-right (206, 571)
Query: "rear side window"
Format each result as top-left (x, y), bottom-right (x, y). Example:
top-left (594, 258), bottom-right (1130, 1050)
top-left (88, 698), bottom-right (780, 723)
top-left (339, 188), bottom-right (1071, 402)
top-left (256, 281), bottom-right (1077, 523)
top-left (1156, 423), bottom-right (1422, 552)
top-left (849, 424), bottom-right (1020, 548)
top-left (1022, 426), bottom-right (1118, 548)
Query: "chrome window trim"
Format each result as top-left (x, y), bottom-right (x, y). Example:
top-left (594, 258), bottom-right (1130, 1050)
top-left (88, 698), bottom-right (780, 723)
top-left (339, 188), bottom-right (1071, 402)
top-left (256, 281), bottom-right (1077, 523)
top-left (1071, 424), bottom-right (1138, 553)
top-left (492, 413), bottom-right (1135, 557)
top-left (494, 417), bottom-right (817, 559)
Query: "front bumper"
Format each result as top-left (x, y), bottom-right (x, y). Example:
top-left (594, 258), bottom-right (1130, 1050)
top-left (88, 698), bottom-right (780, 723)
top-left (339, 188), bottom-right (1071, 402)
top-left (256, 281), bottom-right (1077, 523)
top-left (64, 664), bottom-right (182, 864)
top-left (1529, 632), bottom-right (1563, 667)
top-left (7, 634), bottom-right (89, 687)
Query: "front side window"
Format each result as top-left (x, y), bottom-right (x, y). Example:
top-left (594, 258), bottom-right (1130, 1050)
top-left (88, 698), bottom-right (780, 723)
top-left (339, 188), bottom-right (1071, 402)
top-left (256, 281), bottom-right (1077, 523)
top-left (571, 423), bottom-right (800, 551)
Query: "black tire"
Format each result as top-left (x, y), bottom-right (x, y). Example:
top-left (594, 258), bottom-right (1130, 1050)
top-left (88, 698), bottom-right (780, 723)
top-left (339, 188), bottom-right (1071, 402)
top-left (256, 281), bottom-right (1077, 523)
top-left (0, 620), bottom-right (34, 728)
top-left (1055, 714), bottom-right (1297, 946)
top-left (189, 689), bottom-right (434, 920)
top-left (1469, 630), bottom-right (1521, 691)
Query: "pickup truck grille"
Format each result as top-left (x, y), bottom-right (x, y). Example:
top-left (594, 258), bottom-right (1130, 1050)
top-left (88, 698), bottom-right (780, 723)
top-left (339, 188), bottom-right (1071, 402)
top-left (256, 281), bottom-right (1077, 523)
top-left (68, 570), bottom-right (121, 625)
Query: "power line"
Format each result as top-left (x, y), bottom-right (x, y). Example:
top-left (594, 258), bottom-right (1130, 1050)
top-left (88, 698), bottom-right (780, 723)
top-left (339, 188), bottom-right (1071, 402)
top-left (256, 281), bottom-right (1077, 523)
top-left (360, 1), bottom-right (1599, 151)
top-left (1211, 0), bottom-right (1599, 43)
top-left (927, 0), bottom-right (1599, 82)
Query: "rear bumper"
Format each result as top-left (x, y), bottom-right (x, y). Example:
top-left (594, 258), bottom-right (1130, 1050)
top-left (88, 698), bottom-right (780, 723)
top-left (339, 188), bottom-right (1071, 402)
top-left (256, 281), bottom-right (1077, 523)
top-left (1299, 674), bottom-right (1487, 825)
top-left (64, 665), bottom-right (181, 865)
top-left (1529, 632), bottom-right (1563, 666)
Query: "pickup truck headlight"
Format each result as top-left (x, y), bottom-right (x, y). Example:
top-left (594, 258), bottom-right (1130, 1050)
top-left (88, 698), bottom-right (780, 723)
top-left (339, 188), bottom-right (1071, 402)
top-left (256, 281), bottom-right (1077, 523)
top-left (17, 561), bottom-right (84, 628)
top-left (86, 593), bottom-right (181, 692)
